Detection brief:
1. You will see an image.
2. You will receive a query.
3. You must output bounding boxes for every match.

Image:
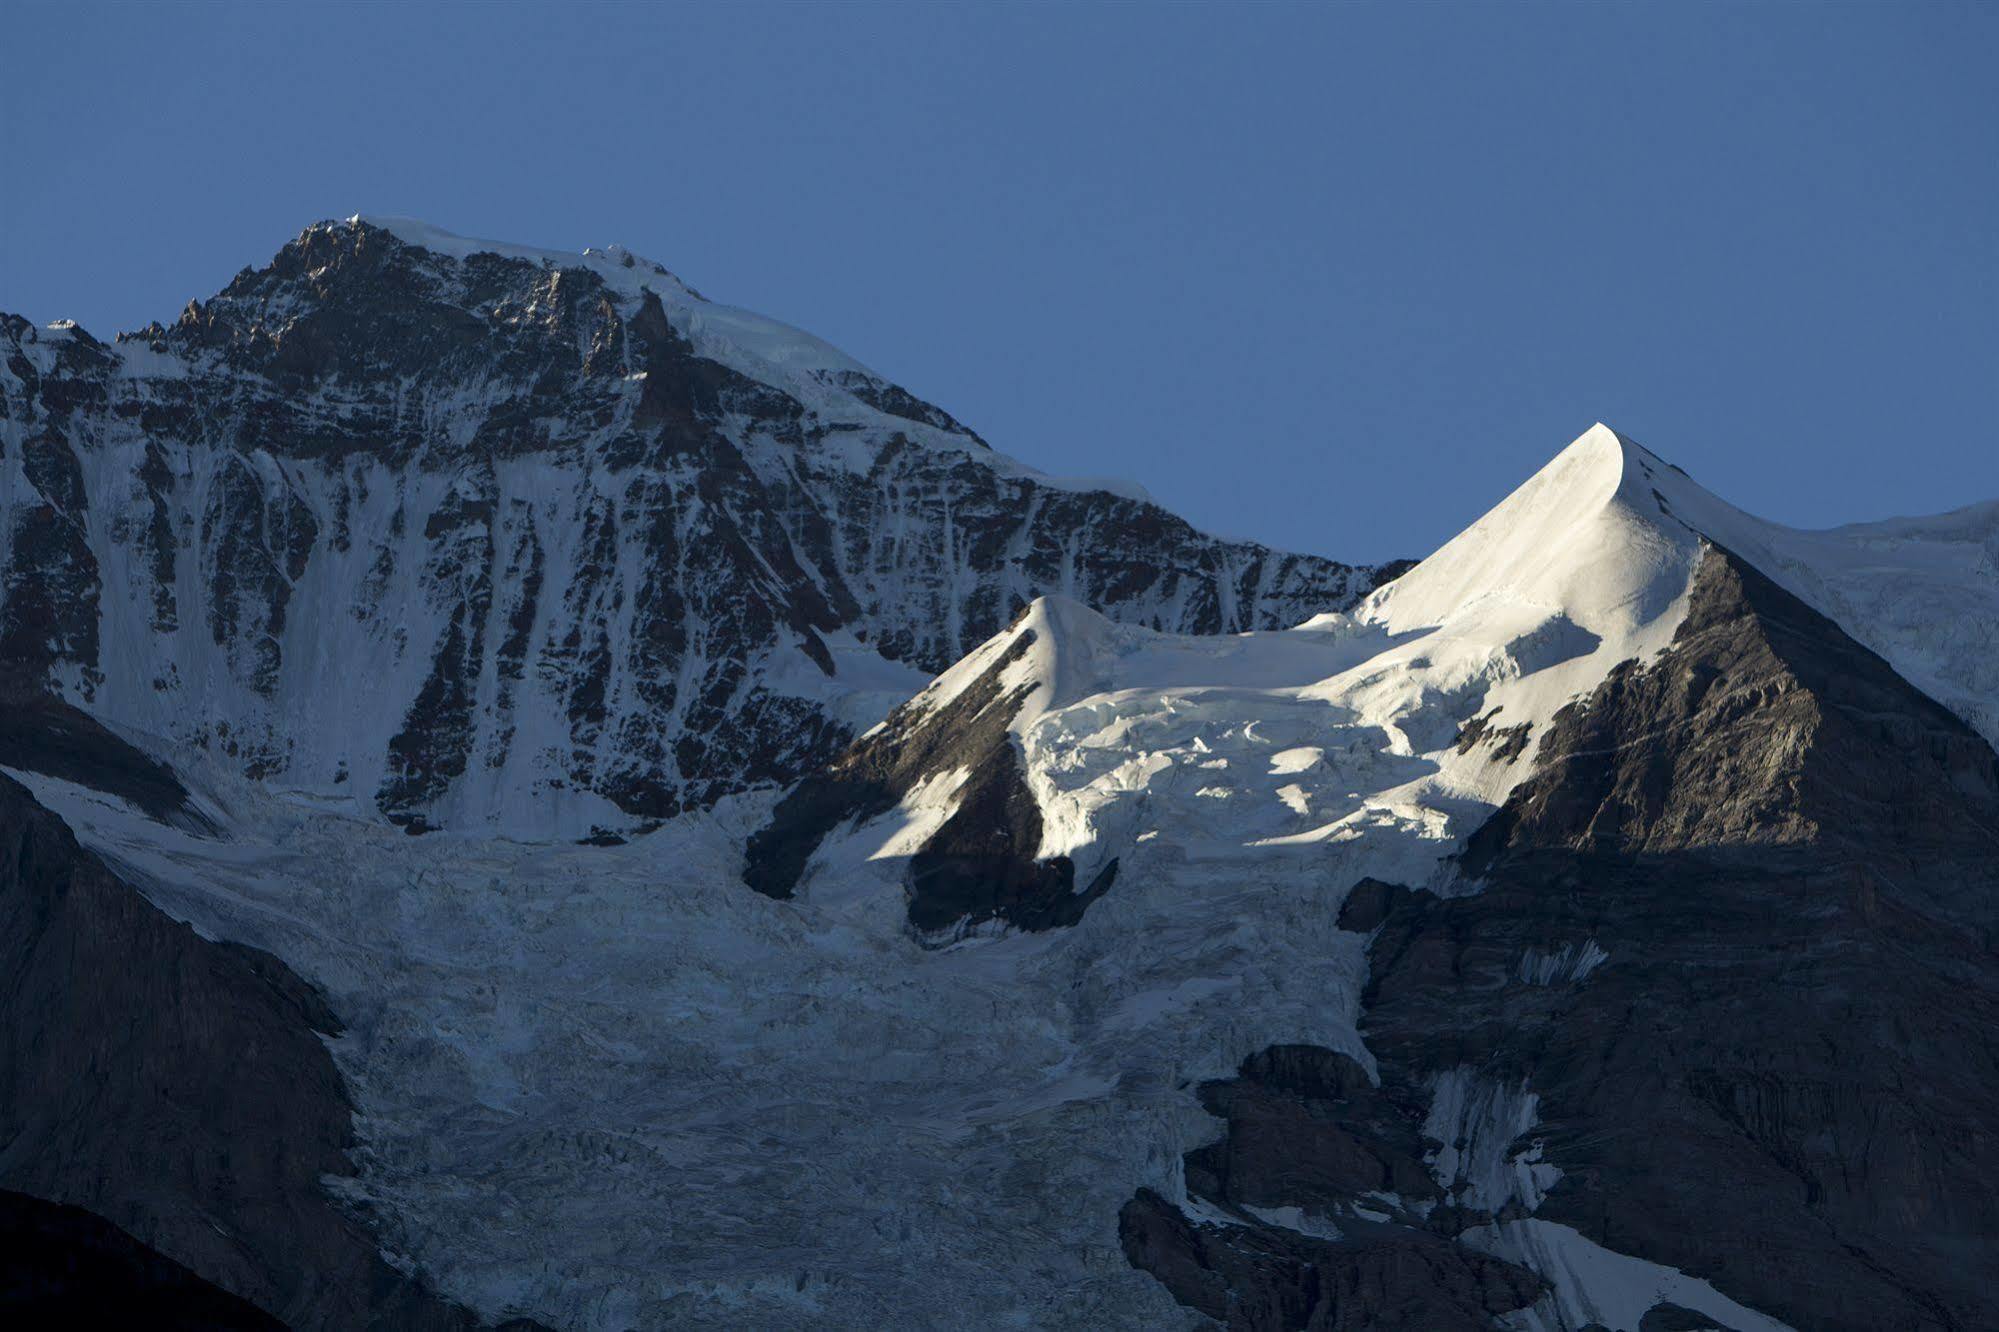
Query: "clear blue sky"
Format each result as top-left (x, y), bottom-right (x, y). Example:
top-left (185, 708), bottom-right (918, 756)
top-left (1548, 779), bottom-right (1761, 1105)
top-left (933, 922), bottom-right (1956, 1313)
top-left (4, 1), bottom-right (1992, 562)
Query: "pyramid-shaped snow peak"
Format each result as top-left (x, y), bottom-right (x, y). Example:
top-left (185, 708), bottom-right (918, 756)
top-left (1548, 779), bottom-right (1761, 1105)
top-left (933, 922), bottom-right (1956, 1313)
top-left (1357, 423), bottom-right (1999, 749)
top-left (743, 595), bottom-right (1130, 936)
top-left (1358, 423), bottom-right (1729, 644)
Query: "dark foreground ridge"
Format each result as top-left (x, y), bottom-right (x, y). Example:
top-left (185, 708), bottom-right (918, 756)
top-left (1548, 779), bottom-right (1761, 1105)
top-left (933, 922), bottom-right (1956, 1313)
top-left (1124, 546), bottom-right (1999, 1331)
top-left (0, 772), bottom-right (545, 1330)
top-left (0, 1188), bottom-right (283, 1329)
top-left (0, 675), bottom-right (213, 831)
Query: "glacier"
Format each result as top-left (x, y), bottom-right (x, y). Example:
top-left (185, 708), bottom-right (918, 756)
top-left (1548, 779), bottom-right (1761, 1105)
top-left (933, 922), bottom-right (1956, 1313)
top-left (7, 423), bottom-right (1996, 1329)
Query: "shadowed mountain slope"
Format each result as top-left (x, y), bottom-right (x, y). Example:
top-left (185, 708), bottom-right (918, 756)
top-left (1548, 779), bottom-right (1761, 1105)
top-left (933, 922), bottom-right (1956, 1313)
top-left (0, 763), bottom-right (544, 1329)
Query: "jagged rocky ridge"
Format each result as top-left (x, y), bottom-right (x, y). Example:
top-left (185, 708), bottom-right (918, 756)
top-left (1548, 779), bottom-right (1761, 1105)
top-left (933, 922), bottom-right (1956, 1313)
top-left (0, 219), bottom-right (1387, 836)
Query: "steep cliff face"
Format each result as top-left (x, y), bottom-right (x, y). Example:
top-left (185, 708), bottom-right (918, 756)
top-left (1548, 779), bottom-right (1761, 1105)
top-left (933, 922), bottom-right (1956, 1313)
top-left (0, 219), bottom-right (1384, 836)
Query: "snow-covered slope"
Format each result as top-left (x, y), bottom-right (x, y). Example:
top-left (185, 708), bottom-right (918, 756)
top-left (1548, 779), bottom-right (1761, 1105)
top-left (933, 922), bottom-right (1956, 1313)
top-left (1354, 422), bottom-right (1998, 751)
top-left (0, 219), bottom-right (1388, 838)
top-left (754, 418), bottom-right (1717, 923)
top-left (7, 422), bottom-right (1994, 1330)
top-left (772, 423), bottom-right (1998, 939)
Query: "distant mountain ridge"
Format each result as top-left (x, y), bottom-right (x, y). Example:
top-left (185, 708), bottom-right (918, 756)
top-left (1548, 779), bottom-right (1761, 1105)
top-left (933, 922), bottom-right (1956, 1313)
top-left (0, 217), bottom-right (1391, 837)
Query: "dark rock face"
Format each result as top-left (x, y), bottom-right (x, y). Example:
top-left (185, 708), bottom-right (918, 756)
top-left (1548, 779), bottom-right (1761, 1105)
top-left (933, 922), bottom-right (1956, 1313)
top-left (1451, 707), bottom-right (1532, 764)
top-left (1127, 546), bottom-right (1999, 1331)
top-left (746, 617), bottom-right (1116, 937)
top-left (1638, 1307), bottom-right (1744, 1332)
top-left (813, 367), bottom-right (989, 443)
top-left (0, 676), bottom-right (209, 829)
top-left (0, 323), bottom-right (105, 694)
top-left (905, 737), bottom-right (1118, 935)
top-left (1120, 1190), bottom-right (1544, 1332)
top-left (1181, 1046), bottom-right (1440, 1216)
top-left (1118, 1045), bottom-right (1546, 1331)
top-left (0, 223), bottom-right (1392, 833)
top-left (0, 772), bottom-right (497, 1329)
top-left (0, 1188), bottom-right (283, 1329)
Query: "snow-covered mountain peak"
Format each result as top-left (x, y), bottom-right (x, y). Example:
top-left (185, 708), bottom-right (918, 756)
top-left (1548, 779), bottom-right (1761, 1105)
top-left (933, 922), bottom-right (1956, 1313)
top-left (1341, 419), bottom-right (1999, 754)
top-left (4, 222), bottom-right (1391, 838)
top-left (351, 214), bottom-right (706, 305)
top-left (1356, 421), bottom-right (1999, 749)
top-left (345, 214), bottom-right (947, 412)
top-left (1357, 423), bottom-right (1710, 643)
top-left (226, 215), bottom-right (945, 439)
top-left (11, 375), bottom-right (1995, 1329)
top-left (857, 422), bottom-right (1999, 925)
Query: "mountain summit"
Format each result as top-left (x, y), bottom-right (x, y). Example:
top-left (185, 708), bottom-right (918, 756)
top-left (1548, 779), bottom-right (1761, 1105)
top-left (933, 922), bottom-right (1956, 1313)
top-left (1, 218), bottom-right (1392, 837)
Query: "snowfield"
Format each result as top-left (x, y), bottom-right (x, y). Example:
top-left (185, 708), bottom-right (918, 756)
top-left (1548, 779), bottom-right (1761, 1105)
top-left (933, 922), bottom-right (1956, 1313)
top-left (9, 425), bottom-right (1996, 1330)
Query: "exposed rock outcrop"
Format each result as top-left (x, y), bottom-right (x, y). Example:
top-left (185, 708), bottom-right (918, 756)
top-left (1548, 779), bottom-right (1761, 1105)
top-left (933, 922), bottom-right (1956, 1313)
top-left (1119, 1186), bottom-right (1544, 1332)
top-left (1117, 1044), bottom-right (1546, 1330)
